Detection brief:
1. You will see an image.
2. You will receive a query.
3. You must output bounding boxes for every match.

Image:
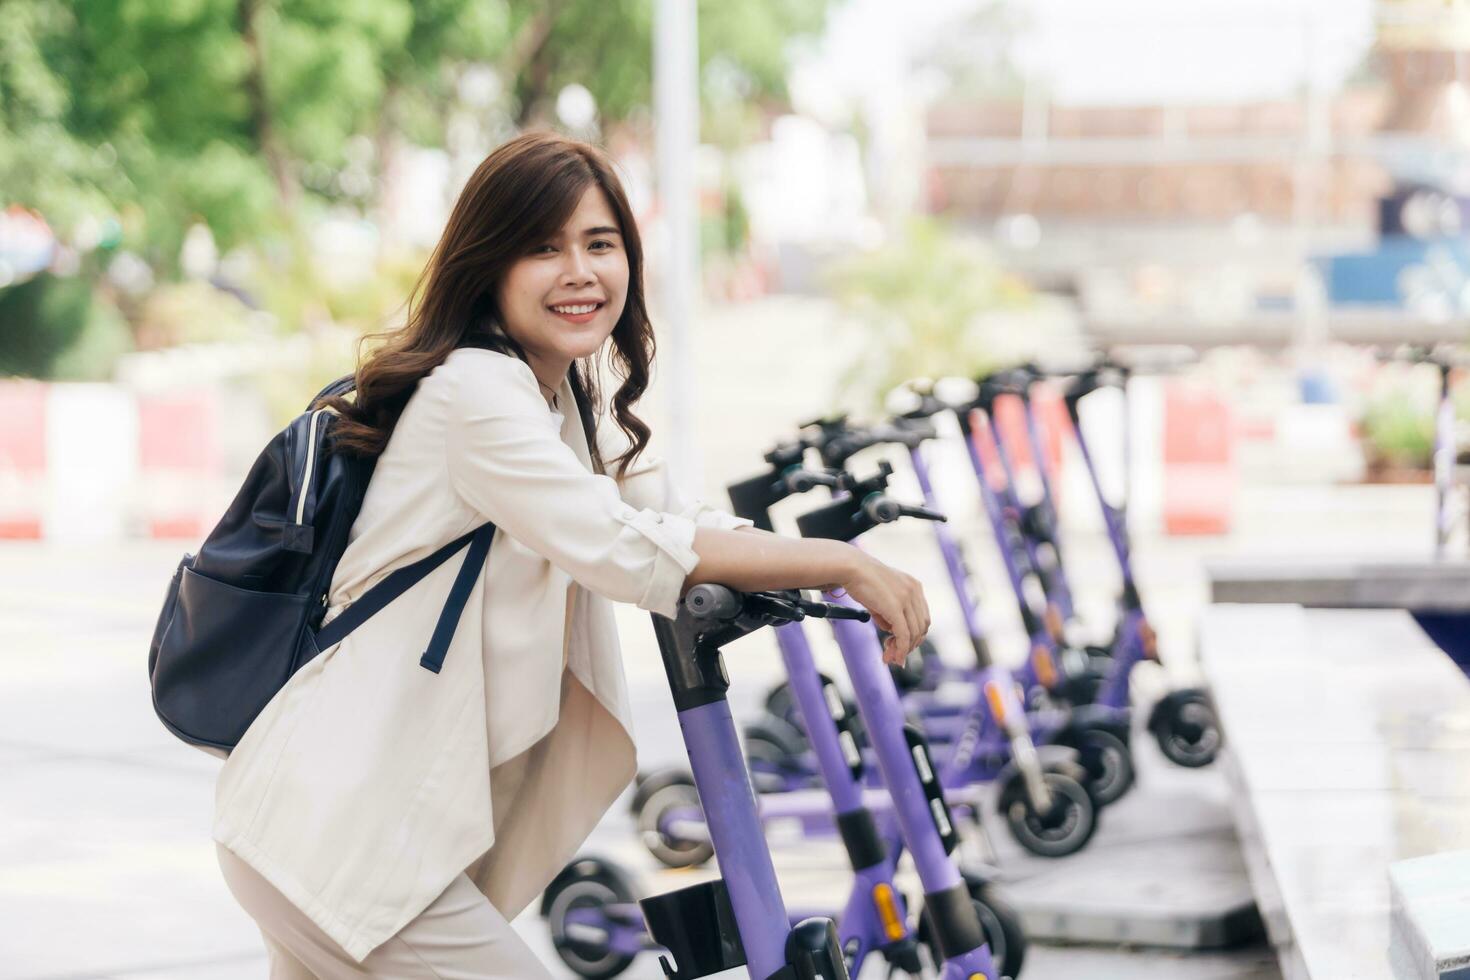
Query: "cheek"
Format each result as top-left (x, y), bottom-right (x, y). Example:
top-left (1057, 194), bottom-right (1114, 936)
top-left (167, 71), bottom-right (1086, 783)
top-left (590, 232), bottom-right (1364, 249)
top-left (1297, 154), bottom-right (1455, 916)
top-left (602, 258), bottom-right (631, 311)
top-left (499, 266), bottom-right (550, 321)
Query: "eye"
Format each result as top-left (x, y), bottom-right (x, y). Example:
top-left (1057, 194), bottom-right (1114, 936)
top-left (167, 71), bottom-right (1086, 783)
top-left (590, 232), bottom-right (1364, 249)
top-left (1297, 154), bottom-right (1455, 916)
top-left (589, 239), bottom-right (616, 252)
top-left (531, 244), bottom-right (557, 254)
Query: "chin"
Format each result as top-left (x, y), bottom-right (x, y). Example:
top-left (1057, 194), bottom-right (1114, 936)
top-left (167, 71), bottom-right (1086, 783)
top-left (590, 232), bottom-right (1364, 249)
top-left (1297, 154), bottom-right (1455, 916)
top-left (566, 328), bottom-right (617, 359)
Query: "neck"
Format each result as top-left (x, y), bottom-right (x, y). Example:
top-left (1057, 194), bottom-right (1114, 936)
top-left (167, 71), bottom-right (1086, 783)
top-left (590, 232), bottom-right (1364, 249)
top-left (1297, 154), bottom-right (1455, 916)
top-left (524, 353), bottom-right (570, 407)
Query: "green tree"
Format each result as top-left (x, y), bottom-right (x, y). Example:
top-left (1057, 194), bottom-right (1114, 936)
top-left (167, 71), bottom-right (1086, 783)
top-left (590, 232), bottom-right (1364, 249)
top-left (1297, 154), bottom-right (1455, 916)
top-left (502, 0), bottom-right (830, 130)
top-left (827, 219), bottom-right (1041, 410)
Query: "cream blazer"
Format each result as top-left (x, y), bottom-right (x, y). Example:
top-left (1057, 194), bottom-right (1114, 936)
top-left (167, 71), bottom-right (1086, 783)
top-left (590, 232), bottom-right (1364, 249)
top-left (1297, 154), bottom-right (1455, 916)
top-left (212, 346), bottom-right (749, 962)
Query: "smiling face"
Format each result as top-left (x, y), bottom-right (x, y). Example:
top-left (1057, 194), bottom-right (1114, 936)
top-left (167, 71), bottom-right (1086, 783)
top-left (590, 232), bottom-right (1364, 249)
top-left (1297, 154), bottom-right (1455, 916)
top-left (495, 184), bottom-right (629, 395)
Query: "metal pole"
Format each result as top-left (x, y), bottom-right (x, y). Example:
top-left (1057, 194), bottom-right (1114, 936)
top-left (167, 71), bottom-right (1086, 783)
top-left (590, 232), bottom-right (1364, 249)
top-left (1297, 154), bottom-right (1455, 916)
top-left (654, 0), bottom-right (700, 493)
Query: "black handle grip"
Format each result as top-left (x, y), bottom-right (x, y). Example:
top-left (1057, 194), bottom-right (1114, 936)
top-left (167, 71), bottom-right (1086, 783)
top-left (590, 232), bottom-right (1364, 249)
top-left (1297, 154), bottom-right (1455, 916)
top-left (685, 584), bottom-right (743, 620)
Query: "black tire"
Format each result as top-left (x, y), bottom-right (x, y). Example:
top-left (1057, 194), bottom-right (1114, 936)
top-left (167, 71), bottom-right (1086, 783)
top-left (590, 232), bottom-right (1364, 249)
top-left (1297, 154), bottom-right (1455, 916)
top-left (1155, 691), bottom-right (1222, 768)
top-left (763, 673), bottom-right (836, 730)
top-left (970, 885), bottom-right (1027, 979)
top-left (743, 729), bottom-right (811, 794)
top-left (917, 880), bottom-right (1028, 979)
top-left (763, 680), bottom-right (797, 726)
top-left (544, 858), bottom-right (639, 979)
top-left (1058, 727), bottom-right (1135, 807)
top-left (743, 715), bottom-right (808, 757)
top-left (1000, 769), bottom-right (1098, 858)
top-left (633, 771), bottom-right (713, 869)
top-left (629, 767), bottom-right (692, 816)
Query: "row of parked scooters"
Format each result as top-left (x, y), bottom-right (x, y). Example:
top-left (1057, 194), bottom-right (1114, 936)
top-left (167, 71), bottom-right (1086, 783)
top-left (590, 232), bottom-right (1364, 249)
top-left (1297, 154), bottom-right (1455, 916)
top-left (540, 361), bottom-right (1224, 980)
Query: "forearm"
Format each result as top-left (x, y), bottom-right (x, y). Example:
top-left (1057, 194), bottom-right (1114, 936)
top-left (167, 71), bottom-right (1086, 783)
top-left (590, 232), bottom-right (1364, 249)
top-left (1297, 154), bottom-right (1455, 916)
top-left (684, 526), bottom-right (861, 595)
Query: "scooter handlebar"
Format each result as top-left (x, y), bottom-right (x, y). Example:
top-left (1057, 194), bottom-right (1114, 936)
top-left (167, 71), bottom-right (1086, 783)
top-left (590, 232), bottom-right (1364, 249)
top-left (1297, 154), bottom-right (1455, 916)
top-left (860, 493), bottom-right (948, 526)
top-left (795, 596), bottom-right (871, 622)
top-left (684, 585), bottom-right (871, 627)
top-left (783, 468), bottom-right (841, 494)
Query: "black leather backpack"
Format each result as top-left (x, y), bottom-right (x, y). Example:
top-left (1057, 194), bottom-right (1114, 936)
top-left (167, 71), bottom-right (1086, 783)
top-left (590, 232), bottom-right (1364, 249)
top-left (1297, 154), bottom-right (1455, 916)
top-left (147, 375), bottom-right (494, 752)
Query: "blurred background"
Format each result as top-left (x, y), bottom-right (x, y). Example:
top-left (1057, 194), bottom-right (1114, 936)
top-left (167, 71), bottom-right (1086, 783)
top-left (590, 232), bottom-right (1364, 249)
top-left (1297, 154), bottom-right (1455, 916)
top-left (5, 0), bottom-right (1470, 538)
top-left (5, 1), bottom-right (1470, 978)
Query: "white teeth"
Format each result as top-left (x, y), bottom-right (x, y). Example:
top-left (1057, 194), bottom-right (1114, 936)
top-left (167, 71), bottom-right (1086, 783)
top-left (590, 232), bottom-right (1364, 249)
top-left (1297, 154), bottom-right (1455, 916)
top-left (551, 303), bottom-right (598, 315)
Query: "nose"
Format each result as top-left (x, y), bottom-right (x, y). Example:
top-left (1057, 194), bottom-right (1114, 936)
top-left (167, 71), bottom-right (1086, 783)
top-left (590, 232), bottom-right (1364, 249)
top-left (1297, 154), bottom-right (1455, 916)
top-left (561, 247), bottom-right (596, 288)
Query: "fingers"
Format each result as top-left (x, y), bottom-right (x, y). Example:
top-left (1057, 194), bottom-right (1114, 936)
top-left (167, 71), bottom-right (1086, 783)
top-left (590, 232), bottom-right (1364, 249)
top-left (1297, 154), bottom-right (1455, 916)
top-left (843, 558), bottom-right (930, 666)
top-left (886, 576), bottom-right (929, 667)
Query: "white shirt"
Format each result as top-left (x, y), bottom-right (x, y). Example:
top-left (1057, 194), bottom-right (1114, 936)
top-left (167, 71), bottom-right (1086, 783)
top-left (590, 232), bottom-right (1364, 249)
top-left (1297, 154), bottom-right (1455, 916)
top-left (213, 347), bottom-right (749, 961)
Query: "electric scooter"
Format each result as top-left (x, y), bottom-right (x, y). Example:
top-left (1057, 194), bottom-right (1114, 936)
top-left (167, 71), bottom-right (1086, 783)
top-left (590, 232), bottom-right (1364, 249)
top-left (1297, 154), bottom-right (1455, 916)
top-left (776, 412), bottom-right (1135, 805)
top-left (543, 586), bottom-right (1009, 979)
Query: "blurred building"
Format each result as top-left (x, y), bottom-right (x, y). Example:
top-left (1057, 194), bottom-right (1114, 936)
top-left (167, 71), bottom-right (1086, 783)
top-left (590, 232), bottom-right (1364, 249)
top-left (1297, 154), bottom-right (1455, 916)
top-left (923, 0), bottom-right (1470, 341)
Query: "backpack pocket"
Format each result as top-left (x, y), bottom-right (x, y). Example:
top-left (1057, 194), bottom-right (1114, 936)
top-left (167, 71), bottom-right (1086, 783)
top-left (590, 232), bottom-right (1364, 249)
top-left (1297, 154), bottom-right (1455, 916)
top-left (150, 567), bottom-right (313, 750)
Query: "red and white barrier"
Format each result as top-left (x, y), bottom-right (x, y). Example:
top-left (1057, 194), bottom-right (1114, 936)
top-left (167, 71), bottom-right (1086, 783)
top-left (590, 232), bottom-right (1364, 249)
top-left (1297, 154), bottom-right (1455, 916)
top-left (0, 381), bottom-right (47, 538)
top-left (0, 380), bottom-right (232, 542)
top-left (136, 389), bottom-right (224, 540)
top-left (1161, 382), bottom-right (1235, 536)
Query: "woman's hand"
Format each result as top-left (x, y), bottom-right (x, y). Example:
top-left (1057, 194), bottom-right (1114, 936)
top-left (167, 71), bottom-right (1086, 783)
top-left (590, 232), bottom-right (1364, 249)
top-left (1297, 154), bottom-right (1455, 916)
top-left (837, 553), bottom-right (930, 666)
top-left (687, 527), bottom-right (931, 664)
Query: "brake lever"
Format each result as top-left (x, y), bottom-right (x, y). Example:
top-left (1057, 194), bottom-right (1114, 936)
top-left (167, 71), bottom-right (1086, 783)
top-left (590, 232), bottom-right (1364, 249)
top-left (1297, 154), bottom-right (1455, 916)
top-left (899, 504), bottom-right (948, 523)
top-left (744, 592), bottom-right (807, 624)
top-left (781, 468), bottom-right (841, 494)
top-left (796, 597), bottom-right (871, 623)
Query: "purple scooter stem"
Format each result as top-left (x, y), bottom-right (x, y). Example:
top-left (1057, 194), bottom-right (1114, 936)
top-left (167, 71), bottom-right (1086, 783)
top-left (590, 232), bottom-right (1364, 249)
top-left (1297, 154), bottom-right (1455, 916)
top-left (1006, 387), bottom-right (1077, 623)
top-left (775, 623), bottom-right (866, 814)
top-left (1065, 395), bottom-right (1161, 708)
top-left (774, 622), bottom-right (923, 973)
top-left (909, 443), bottom-right (990, 665)
top-left (677, 698), bottom-right (791, 978)
top-left (826, 593), bottom-right (998, 979)
top-left (985, 394), bottom-right (1076, 626)
top-left (960, 407), bottom-right (1067, 699)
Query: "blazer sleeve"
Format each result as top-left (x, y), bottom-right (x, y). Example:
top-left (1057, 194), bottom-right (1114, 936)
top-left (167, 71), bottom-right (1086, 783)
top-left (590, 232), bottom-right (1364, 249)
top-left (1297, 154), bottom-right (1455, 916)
top-left (597, 420), bottom-right (755, 533)
top-left (444, 355), bottom-right (701, 619)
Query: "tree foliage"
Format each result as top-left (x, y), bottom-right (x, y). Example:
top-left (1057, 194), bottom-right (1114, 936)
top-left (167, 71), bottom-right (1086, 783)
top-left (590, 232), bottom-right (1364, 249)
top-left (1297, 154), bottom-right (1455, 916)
top-left (3, 0), bottom-right (829, 275)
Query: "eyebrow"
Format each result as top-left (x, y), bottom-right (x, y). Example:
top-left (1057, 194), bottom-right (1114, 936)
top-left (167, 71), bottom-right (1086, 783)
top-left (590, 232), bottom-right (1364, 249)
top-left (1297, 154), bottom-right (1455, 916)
top-left (582, 226), bottom-right (622, 236)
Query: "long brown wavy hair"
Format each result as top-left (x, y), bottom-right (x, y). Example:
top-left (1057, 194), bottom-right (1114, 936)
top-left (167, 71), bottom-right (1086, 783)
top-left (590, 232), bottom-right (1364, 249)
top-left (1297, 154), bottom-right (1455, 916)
top-left (318, 131), bottom-right (654, 475)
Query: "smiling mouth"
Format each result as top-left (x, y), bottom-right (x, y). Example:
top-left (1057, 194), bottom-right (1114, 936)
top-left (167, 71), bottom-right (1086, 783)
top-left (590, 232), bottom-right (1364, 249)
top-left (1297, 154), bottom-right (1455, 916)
top-left (548, 302), bottom-right (603, 316)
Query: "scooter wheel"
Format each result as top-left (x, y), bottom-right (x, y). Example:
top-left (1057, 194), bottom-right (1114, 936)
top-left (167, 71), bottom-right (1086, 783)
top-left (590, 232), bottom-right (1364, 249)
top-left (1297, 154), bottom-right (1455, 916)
top-left (1060, 727), bottom-right (1135, 807)
top-left (633, 771), bottom-right (714, 869)
top-left (543, 857), bottom-right (638, 979)
top-left (1000, 770), bottom-right (1098, 858)
top-left (763, 672), bottom-right (837, 729)
top-left (743, 718), bottom-right (813, 793)
top-left (917, 876), bottom-right (1028, 979)
top-left (1154, 691), bottom-right (1222, 768)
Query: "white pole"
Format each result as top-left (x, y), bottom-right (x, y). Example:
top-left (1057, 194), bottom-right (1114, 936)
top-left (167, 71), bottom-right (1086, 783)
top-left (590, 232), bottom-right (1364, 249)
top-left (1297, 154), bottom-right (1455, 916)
top-left (654, 0), bottom-right (700, 494)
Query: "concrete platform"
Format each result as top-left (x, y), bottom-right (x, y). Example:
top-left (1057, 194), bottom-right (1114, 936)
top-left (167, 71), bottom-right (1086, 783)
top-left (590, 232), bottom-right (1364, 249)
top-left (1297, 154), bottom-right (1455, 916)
top-left (1207, 558), bottom-right (1470, 611)
top-left (1390, 850), bottom-right (1470, 980)
top-left (1199, 604), bottom-right (1470, 980)
top-left (981, 747), bottom-right (1262, 951)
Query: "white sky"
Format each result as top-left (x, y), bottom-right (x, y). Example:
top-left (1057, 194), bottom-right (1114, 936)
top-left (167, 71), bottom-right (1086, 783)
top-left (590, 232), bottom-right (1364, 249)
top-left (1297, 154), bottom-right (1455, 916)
top-left (797, 0), bottom-right (1378, 109)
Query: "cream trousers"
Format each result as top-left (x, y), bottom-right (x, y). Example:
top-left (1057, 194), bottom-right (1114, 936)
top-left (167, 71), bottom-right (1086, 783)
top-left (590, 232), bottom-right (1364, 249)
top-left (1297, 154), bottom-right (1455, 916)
top-left (217, 841), bottom-right (554, 978)
top-left (217, 738), bottom-right (557, 978)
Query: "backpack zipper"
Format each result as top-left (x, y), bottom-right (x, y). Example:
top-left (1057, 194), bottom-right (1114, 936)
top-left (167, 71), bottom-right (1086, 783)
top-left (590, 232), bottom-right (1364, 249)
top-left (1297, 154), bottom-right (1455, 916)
top-left (296, 409), bottom-right (326, 526)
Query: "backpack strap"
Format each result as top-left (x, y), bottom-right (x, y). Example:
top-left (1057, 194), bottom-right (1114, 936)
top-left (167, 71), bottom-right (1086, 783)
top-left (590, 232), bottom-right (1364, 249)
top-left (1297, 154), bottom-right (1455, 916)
top-left (311, 374), bottom-right (357, 407)
top-left (314, 523), bottom-right (496, 665)
top-left (419, 522), bottom-right (495, 673)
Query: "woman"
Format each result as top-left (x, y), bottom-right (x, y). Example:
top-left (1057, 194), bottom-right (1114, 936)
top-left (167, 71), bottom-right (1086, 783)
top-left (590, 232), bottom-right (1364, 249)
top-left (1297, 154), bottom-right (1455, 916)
top-left (212, 131), bottom-right (929, 977)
